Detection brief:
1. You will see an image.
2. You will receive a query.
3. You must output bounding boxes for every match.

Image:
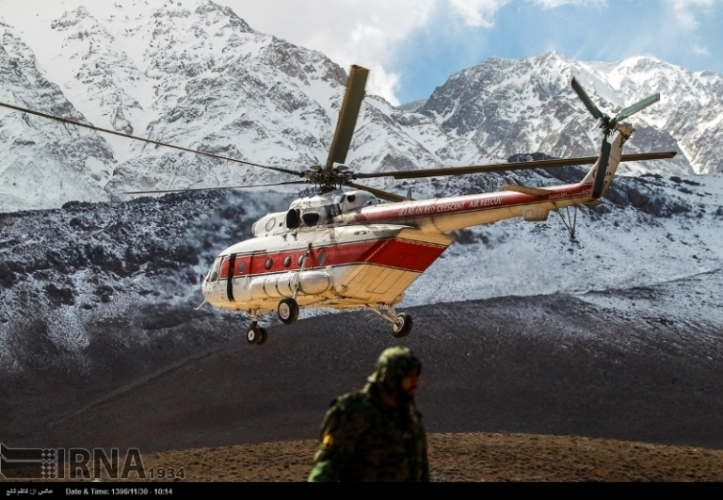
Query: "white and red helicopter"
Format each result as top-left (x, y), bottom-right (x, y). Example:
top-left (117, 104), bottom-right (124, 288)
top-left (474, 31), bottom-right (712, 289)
top-left (0, 66), bottom-right (675, 345)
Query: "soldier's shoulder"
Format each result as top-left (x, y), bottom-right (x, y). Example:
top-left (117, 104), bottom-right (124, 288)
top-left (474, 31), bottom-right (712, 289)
top-left (323, 389), bottom-right (380, 424)
top-left (330, 389), bottom-right (373, 412)
top-left (320, 390), bottom-right (377, 435)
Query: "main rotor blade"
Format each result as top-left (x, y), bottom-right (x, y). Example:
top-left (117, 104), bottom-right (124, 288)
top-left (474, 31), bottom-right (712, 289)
top-left (354, 151), bottom-right (677, 180)
top-left (125, 180), bottom-right (307, 195)
top-left (325, 65), bottom-right (369, 170)
top-left (571, 77), bottom-right (603, 119)
top-left (620, 151), bottom-right (677, 162)
top-left (0, 101), bottom-right (301, 177)
top-left (345, 181), bottom-right (406, 203)
top-left (615, 93), bottom-right (660, 122)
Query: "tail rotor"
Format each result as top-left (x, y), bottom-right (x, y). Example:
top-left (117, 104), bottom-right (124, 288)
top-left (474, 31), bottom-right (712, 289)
top-left (570, 77), bottom-right (660, 199)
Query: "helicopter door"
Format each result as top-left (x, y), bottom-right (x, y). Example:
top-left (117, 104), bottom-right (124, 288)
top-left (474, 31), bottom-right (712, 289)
top-left (218, 255), bottom-right (236, 302)
top-left (226, 254), bottom-right (236, 302)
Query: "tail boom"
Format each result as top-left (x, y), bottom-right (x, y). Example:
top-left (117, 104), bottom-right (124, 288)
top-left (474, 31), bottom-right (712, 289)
top-left (346, 126), bottom-right (634, 234)
top-left (348, 182), bottom-right (594, 233)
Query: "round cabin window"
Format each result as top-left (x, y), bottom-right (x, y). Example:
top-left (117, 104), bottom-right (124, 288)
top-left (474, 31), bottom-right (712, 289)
top-left (318, 249), bottom-right (327, 266)
top-left (297, 254), bottom-right (305, 266)
top-left (237, 261), bottom-right (246, 274)
top-left (283, 256), bottom-right (291, 268)
top-left (265, 258), bottom-right (273, 270)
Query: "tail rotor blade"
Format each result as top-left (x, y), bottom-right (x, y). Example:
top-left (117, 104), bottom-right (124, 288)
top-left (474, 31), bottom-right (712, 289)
top-left (571, 77), bottom-right (603, 120)
top-left (615, 93), bottom-right (660, 122)
top-left (593, 138), bottom-right (611, 199)
top-left (325, 65), bottom-right (369, 170)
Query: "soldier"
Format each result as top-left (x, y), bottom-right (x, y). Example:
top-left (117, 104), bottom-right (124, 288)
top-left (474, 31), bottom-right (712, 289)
top-left (308, 346), bottom-right (429, 481)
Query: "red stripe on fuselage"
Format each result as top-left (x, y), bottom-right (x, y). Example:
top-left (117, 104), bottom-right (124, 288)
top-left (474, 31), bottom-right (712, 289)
top-left (220, 237), bottom-right (448, 279)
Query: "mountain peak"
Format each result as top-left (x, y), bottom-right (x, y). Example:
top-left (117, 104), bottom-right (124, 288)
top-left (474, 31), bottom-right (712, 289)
top-left (195, 1), bottom-right (253, 33)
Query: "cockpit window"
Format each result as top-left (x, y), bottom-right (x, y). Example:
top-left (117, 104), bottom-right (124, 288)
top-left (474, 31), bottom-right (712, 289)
top-left (299, 204), bottom-right (341, 227)
top-left (302, 211), bottom-right (320, 226)
top-left (286, 208), bottom-right (301, 229)
top-left (207, 257), bottom-right (222, 283)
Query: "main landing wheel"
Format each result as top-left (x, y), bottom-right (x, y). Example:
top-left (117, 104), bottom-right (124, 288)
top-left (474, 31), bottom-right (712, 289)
top-left (392, 312), bottom-right (413, 339)
top-left (277, 297), bottom-right (299, 325)
top-left (246, 325), bottom-right (268, 345)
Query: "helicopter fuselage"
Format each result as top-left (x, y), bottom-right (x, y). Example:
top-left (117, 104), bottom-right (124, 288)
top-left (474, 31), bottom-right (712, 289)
top-left (202, 177), bottom-right (598, 314)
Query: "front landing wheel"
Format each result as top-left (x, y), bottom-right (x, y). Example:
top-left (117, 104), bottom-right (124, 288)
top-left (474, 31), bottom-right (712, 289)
top-left (247, 325), bottom-right (267, 345)
top-left (391, 312), bottom-right (413, 338)
top-left (278, 297), bottom-right (299, 325)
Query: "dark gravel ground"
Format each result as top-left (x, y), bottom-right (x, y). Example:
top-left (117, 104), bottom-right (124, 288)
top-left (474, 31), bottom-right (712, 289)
top-left (1, 288), bottom-right (721, 458)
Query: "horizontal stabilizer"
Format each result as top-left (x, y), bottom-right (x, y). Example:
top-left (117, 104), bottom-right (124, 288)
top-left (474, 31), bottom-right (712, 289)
top-left (501, 184), bottom-right (554, 196)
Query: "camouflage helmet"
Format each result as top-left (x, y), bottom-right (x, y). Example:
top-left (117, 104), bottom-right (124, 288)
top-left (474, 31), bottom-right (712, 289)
top-left (368, 346), bottom-right (422, 400)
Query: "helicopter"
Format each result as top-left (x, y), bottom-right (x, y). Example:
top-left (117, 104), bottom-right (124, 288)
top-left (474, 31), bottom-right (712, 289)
top-left (0, 65), bottom-right (675, 345)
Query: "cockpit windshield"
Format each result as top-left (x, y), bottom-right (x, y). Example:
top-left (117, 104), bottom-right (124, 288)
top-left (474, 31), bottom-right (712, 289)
top-left (206, 257), bottom-right (222, 283)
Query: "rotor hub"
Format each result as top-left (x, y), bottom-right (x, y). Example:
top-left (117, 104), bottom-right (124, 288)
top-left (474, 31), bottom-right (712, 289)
top-left (302, 165), bottom-right (355, 193)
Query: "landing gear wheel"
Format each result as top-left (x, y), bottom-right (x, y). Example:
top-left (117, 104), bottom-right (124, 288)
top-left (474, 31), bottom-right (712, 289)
top-left (277, 297), bottom-right (299, 325)
top-left (246, 325), bottom-right (268, 346)
top-left (246, 326), bottom-right (260, 345)
top-left (256, 327), bottom-right (268, 345)
top-left (392, 312), bottom-right (413, 338)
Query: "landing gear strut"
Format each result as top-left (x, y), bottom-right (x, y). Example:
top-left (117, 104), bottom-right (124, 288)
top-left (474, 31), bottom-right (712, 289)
top-left (367, 305), bottom-right (414, 338)
top-left (277, 297), bottom-right (299, 325)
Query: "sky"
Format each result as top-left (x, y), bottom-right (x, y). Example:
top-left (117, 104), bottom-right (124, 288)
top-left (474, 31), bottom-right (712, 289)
top-left (1, 0), bottom-right (722, 105)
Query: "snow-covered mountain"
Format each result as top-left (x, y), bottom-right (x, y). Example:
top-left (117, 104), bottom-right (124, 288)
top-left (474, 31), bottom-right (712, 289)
top-left (418, 51), bottom-right (723, 176)
top-left (0, 19), bottom-right (116, 210)
top-left (0, 0), bottom-right (469, 212)
top-left (1, 0), bottom-right (722, 212)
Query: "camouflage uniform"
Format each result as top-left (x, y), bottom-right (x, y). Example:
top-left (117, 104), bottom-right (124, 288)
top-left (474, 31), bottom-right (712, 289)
top-left (308, 347), bottom-right (429, 482)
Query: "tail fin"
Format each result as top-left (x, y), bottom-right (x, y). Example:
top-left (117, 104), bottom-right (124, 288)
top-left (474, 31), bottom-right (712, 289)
top-left (580, 127), bottom-right (629, 197)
